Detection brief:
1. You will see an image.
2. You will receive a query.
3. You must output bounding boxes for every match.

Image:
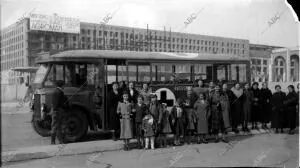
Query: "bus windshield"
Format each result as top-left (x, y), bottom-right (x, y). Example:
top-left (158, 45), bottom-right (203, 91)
top-left (33, 64), bottom-right (48, 84)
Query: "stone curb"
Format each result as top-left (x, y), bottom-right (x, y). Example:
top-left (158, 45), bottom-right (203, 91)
top-left (2, 129), bottom-right (274, 165)
top-left (2, 140), bottom-right (125, 165)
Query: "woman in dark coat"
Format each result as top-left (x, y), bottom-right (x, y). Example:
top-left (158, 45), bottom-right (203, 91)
top-left (243, 83), bottom-right (253, 132)
top-left (183, 86), bottom-right (197, 144)
top-left (128, 81), bottom-right (140, 104)
top-left (208, 85), bottom-right (230, 143)
top-left (283, 85), bottom-right (298, 134)
top-left (296, 83), bottom-right (299, 127)
top-left (251, 82), bottom-right (261, 130)
top-left (118, 81), bottom-right (127, 96)
top-left (230, 83), bottom-right (245, 134)
top-left (158, 103), bottom-right (172, 147)
top-left (270, 85), bottom-right (286, 133)
top-left (107, 82), bottom-right (122, 140)
top-left (260, 82), bottom-right (273, 129)
top-left (171, 99), bottom-right (186, 145)
top-left (127, 81), bottom-right (140, 137)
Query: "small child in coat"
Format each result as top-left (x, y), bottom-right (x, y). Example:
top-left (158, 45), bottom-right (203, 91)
top-left (194, 93), bottom-right (210, 144)
top-left (158, 103), bottom-right (173, 147)
top-left (133, 95), bottom-right (148, 149)
top-left (171, 99), bottom-right (185, 146)
top-left (142, 112), bottom-right (156, 149)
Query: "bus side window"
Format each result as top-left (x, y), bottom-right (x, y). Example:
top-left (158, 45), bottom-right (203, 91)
top-left (44, 66), bottom-right (54, 86)
top-left (87, 64), bottom-right (97, 85)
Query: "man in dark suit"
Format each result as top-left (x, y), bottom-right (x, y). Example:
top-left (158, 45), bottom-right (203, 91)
top-left (51, 80), bottom-right (68, 144)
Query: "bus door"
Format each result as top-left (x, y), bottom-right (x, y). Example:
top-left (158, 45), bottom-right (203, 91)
top-left (213, 64), bottom-right (230, 83)
top-left (104, 59), bottom-right (127, 129)
top-left (93, 60), bottom-right (105, 129)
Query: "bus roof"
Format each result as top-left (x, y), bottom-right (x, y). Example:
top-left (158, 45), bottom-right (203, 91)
top-left (35, 50), bottom-right (250, 63)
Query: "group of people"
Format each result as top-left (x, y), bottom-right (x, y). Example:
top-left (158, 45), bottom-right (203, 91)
top-left (107, 80), bottom-right (299, 150)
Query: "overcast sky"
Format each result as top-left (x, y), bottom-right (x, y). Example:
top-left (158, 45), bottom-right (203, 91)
top-left (1, 0), bottom-right (299, 48)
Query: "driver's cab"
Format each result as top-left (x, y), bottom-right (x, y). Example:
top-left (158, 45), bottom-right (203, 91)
top-left (32, 60), bottom-right (105, 131)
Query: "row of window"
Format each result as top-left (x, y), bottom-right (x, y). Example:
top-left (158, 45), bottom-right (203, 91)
top-left (1, 27), bottom-right (24, 39)
top-left (1, 35), bottom-right (24, 46)
top-left (2, 50), bottom-right (24, 61)
top-left (76, 42), bottom-right (245, 54)
top-left (78, 30), bottom-right (246, 48)
top-left (251, 58), bottom-right (268, 65)
top-left (2, 42), bottom-right (24, 54)
top-left (107, 64), bottom-right (247, 84)
top-left (80, 36), bottom-right (245, 49)
top-left (1, 59), bottom-right (24, 70)
top-left (43, 63), bottom-right (247, 87)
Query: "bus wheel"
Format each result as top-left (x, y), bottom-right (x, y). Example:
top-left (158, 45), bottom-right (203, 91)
top-left (32, 116), bottom-right (51, 137)
top-left (62, 110), bottom-right (88, 142)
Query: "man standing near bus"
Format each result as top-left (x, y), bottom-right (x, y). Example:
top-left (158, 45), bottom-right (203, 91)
top-left (50, 80), bottom-right (68, 145)
top-left (193, 79), bottom-right (209, 99)
top-left (140, 83), bottom-right (152, 105)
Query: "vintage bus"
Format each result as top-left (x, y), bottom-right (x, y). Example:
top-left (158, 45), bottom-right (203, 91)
top-left (30, 50), bottom-right (250, 142)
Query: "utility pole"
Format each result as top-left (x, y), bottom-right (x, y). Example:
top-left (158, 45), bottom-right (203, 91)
top-left (147, 24), bottom-right (149, 52)
top-left (169, 27), bottom-right (172, 52)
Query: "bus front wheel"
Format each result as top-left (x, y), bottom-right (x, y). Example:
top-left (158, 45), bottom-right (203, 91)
top-left (32, 116), bottom-right (51, 137)
top-left (62, 109), bottom-right (88, 143)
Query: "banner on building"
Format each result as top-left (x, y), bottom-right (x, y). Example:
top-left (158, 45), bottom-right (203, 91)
top-left (29, 13), bottom-right (80, 34)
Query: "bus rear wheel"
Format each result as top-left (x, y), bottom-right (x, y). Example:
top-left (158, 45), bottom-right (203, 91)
top-left (62, 109), bottom-right (88, 143)
top-left (32, 116), bottom-right (51, 137)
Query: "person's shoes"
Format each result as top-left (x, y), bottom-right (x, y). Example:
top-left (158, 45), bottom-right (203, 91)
top-left (265, 125), bottom-right (269, 129)
top-left (234, 129), bottom-right (239, 134)
top-left (280, 129), bottom-right (284, 133)
top-left (221, 138), bottom-right (229, 143)
top-left (241, 127), bottom-right (245, 132)
top-left (112, 132), bottom-right (117, 141)
top-left (288, 130), bottom-right (294, 135)
top-left (275, 129), bottom-right (279, 134)
top-left (202, 139), bottom-right (208, 144)
top-left (251, 125), bottom-right (255, 130)
top-left (51, 133), bottom-right (56, 145)
top-left (214, 138), bottom-right (219, 143)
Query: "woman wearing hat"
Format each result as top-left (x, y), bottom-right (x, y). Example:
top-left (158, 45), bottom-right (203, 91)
top-left (270, 85), bottom-right (286, 133)
top-left (251, 82), bottom-right (261, 130)
top-left (283, 85), bottom-right (298, 134)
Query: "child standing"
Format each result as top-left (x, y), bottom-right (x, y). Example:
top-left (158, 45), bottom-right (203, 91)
top-left (194, 93), bottom-right (210, 144)
top-left (117, 91), bottom-right (133, 151)
top-left (142, 113), bottom-right (156, 150)
top-left (158, 103), bottom-right (173, 147)
top-left (133, 95), bottom-right (148, 149)
top-left (171, 99), bottom-right (185, 146)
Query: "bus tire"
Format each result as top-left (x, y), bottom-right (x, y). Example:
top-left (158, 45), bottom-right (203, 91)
top-left (32, 116), bottom-right (51, 137)
top-left (62, 109), bottom-right (88, 143)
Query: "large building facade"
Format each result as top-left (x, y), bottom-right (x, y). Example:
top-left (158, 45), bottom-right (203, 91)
top-left (249, 44), bottom-right (283, 83)
top-left (4, 13), bottom-right (295, 87)
top-left (269, 47), bottom-right (299, 83)
top-left (1, 13), bottom-right (249, 71)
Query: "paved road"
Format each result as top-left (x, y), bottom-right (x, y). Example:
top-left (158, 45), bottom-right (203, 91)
top-left (5, 134), bottom-right (299, 168)
top-left (1, 110), bottom-right (51, 151)
top-left (1, 108), bottom-right (111, 151)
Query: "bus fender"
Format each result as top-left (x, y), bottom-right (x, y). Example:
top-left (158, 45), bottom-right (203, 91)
top-left (68, 103), bottom-right (95, 131)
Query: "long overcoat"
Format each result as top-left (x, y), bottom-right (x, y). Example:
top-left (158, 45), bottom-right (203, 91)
top-left (194, 100), bottom-right (210, 134)
top-left (117, 102), bottom-right (133, 139)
